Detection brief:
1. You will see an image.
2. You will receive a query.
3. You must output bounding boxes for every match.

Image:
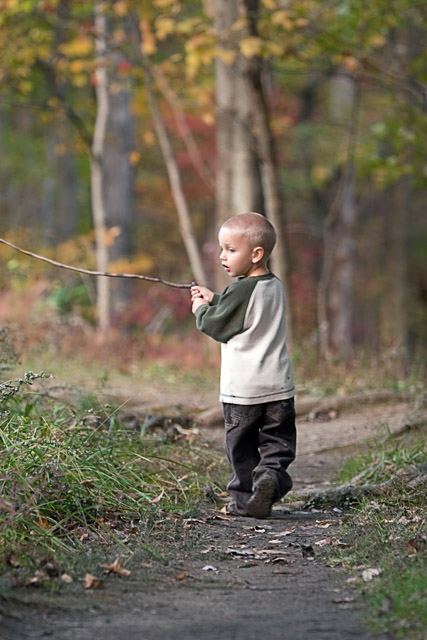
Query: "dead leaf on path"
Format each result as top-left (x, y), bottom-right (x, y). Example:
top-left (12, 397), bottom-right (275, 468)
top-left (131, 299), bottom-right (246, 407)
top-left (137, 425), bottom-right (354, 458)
top-left (202, 565), bottom-right (218, 571)
top-left (99, 558), bottom-right (131, 577)
top-left (267, 529), bottom-right (294, 537)
top-left (265, 556), bottom-right (290, 565)
top-left (316, 521), bottom-right (334, 529)
top-left (5, 553), bottom-right (20, 568)
top-left (214, 513), bottom-right (233, 521)
top-left (83, 573), bottom-right (102, 589)
top-left (61, 574), bottom-right (73, 584)
top-left (332, 596), bottom-right (355, 604)
top-left (148, 490), bottom-right (164, 504)
top-left (174, 571), bottom-right (187, 581)
top-left (226, 548), bottom-right (256, 557)
top-left (362, 568), bottom-right (382, 581)
top-left (26, 570), bottom-right (45, 586)
top-left (314, 537), bottom-right (333, 547)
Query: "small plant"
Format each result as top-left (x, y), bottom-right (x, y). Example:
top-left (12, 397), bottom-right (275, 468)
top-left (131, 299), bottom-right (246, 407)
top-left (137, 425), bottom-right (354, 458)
top-left (0, 375), bottom-right (227, 579)
top-left (331, 436), bottom-right (426, 639)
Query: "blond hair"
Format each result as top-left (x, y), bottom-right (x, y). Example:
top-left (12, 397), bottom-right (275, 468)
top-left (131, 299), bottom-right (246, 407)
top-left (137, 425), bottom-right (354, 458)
top-left (220, 212), bottom-right (276, 260)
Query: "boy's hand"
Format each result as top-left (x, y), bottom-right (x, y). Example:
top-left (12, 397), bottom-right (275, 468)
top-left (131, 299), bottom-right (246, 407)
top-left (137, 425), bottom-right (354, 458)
top-left (191, 285), bottom-right (214, 315)
top-left (192, 297), bottom-right (207, 314)
top-left (191, 285), bottom-right (214, 304)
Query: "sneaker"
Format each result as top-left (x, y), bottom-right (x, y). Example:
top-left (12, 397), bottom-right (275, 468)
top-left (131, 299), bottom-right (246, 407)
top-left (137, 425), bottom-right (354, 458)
top-left (247, 476), bottom-right (276, 519)
top-left (226, 502), bottom-right (249, 517)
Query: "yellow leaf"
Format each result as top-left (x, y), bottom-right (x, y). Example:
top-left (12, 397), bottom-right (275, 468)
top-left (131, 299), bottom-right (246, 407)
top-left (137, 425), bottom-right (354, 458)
top-left (141, 35), bottom-right (157, 56)
top-left (155, 17), bottom-right (175, 40)
top-left (342, 55), bottom-right (360, 73)
top-left (113, 0), bottom-right (128, 16)
top-left (104, 226), bottom-right (121, 247)
top-left (71, 74), bottom-right (87, 88)
top-left (154, 0), bottom-right (175, 7)
top-left (368, 34), bottom-right (386, 48)
top-left (272, 10), bottom-right (294, 30)
top-left (201, 112), bottom-right (215, 126)
top-left (240, 37), bottom-right (262, 59)
top-left (70, 59), bottom-right (85, 73)
top-left (176, 17), bottom-right (202, 35)
top-left (60, 37), bottom-right (93, 58)
top-left (215, 48), bottom-right (237, 65)
top-left (261, 0), bottom-right (277, 8)
top-left (129, 150), bottom-right (140, 165)
top-left (143, 131), bottom-right (156, 146)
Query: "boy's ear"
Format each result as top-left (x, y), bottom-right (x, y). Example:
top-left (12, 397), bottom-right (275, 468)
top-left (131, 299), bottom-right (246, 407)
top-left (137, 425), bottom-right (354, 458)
top-left (252, 246), bottom-right (264, 264)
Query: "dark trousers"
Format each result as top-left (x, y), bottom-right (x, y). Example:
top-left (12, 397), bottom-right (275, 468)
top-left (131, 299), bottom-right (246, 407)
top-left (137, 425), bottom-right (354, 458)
top-left (223, 399), bottom-right (296, 514)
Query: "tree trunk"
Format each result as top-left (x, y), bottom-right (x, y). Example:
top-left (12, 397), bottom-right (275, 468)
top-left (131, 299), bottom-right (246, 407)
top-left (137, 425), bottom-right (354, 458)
top-left (133, 20), bottom-right (208, 287)
top-left (240, 0), bottom-right (293, 340)
top-left (91, 1), bottom-right (110, 336)
top-left (379, 179), bottom-right (408, 353)
top-left (213, 0), bottom-right (263, 290)
top-left (103, 48), bottom-right (134, 314)
top-left (318, 72), bottom-right (359, 358)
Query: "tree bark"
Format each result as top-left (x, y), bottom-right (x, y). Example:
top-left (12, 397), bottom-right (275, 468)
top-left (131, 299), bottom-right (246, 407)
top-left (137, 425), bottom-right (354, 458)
top-left (103, 47), bottom-right (134, 314)
top-left (213, 0), bottom-right (263, 290)
top-left (91, 1), bottom-right (110, 336)
top-left (240, 0), bottom-right (293, 339)
top-left (318, 71), bottom-right (359, 358)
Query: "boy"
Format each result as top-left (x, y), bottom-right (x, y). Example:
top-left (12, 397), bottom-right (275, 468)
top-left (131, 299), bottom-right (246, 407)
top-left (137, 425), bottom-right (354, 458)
top-left (191, 212), bottom-right (296, 519)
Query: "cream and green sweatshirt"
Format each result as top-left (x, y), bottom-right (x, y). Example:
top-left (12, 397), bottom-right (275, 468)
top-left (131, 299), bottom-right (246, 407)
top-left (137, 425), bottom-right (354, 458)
top-left (195, 273), bottom-right (295, 405)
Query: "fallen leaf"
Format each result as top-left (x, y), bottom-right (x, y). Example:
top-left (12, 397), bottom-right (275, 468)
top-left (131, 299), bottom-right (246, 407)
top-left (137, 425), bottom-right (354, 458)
top-left (333, 596), bottom-right (355, 604)
top-left (148, 490), bottom-right (164, 504)
top-left (174, 571), bottom-right (187, 581)
top-left (83, 573), bottom-right (102, 589)
top-left (362, 568), bottom-right (382, 582)
top-left (5, 553), bottom-right (20, 568)
top-left (26, 570), bottom-right (45, 586)
top-left (61, 574), bottom-right (73, 584)
top-left (99, 558), bottom-right (131, 577)
top-left (314, 538), bottom-right (332, 547)
top-left (202, 565), bottom-right (217, 571)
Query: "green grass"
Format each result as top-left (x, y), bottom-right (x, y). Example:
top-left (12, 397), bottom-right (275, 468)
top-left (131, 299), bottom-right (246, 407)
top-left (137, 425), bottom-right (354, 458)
top-left (0, 372), bottom-right (227, 582)
top-left (331, 435), bottom-right (427, 639)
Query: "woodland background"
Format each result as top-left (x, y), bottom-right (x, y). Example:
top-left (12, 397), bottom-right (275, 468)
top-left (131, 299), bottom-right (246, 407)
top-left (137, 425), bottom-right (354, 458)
top-left (0, 0), bottom-right (426, 375)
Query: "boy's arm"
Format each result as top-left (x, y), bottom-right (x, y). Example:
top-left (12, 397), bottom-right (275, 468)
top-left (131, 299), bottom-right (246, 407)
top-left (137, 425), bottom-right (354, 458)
top-left (194, 280), bottom-right (254, 343)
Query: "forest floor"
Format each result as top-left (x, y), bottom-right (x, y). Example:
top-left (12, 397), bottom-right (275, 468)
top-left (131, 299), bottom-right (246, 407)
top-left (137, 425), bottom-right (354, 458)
top-left (1, 380), bottom-right (422, 640)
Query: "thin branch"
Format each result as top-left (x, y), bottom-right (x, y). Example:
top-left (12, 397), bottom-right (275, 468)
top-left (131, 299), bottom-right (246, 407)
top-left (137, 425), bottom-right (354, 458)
top-left (0, 238), bottom-right (192, 289)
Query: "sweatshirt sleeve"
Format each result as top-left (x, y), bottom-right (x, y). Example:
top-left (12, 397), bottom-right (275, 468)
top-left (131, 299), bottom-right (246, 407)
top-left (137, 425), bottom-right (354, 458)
top-left (194, 279), bottom-right (256, 343)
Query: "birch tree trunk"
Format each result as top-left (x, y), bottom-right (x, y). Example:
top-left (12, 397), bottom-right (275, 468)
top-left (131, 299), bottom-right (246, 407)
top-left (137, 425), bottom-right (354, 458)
top-left (91, 1), bottom-right (110, 336)
top-left (133, 19), bottom-right (208, 287)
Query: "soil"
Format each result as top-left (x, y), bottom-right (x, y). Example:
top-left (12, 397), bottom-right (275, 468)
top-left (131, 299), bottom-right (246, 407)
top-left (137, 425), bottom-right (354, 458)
top-left (1, 385), bottom-right (423, 640)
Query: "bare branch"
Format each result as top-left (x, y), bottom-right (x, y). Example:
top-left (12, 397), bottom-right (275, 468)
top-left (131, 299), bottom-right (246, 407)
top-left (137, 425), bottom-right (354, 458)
top-left (0, 238), bottom-right (193, 289)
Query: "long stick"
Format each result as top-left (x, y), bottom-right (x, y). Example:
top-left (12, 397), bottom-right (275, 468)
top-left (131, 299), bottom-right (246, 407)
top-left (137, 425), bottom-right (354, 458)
top-left (0, 238), bottom-right (193, 289)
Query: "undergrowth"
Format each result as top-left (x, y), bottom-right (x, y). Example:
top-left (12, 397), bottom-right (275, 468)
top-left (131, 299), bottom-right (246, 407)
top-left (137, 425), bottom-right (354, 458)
top-left (331, 434), bottom-right (427, 640)
top-left (0, 371), bottom-right (227, 587)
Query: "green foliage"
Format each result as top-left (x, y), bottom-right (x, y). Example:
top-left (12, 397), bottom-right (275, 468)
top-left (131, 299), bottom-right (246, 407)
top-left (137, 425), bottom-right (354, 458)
top-left (0, 373), bottom-right (225, 569)
top-left (338, 435), bottom-right (427, 485)
top-left (332, 437), bottom-right (427, 638)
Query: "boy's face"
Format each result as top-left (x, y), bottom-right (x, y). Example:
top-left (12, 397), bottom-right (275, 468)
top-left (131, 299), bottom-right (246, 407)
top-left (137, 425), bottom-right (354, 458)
top-left (218, 227), bottom-right (266, 278)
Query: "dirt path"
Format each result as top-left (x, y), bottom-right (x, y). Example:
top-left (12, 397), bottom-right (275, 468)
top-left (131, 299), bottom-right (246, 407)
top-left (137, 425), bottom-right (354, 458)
top-left (1, 389), bottom-right (421, 640)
